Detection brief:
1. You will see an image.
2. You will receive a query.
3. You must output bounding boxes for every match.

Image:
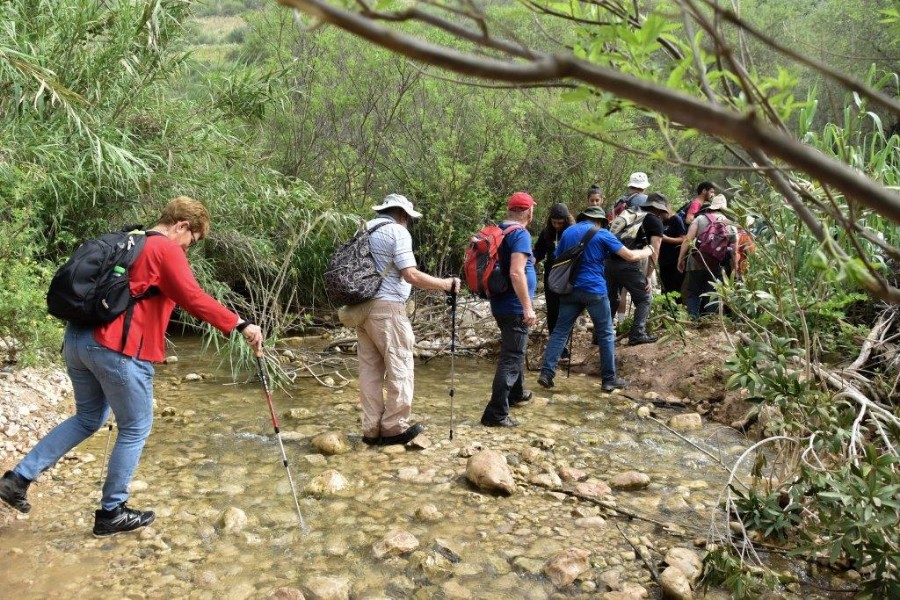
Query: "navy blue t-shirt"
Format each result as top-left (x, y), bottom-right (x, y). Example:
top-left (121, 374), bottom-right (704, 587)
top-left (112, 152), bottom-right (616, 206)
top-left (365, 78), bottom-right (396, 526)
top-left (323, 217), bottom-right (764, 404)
top-left (489, 223), bottom-right (537, 315)
top-left (660, 214), bottom-right (688, 267)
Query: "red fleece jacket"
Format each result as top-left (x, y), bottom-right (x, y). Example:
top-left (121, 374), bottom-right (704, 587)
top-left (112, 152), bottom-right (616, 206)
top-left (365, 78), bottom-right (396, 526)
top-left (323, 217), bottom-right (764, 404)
top-left (93, 234), bottom-right (239, 362)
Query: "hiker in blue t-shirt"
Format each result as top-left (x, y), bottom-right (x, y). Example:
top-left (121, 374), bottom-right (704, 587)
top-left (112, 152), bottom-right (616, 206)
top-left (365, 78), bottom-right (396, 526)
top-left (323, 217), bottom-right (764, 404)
top-left (537, 206), bottom-right (653, 393)
top-left (481, 192), bottom-right (539, 428)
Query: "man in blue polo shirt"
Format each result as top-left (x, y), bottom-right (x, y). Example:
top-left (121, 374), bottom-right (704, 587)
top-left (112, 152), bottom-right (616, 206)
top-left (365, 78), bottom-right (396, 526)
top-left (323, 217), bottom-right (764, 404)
top-left (537, 206), bottom-right (654, 392)
top-left (481, 192), bottom-right (538, 428)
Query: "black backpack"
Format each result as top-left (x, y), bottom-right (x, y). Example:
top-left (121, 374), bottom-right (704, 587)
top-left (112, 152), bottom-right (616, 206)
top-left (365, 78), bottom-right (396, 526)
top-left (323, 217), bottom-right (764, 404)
top-left (46, 227), bottom-right (159, 333)
top-left (546, 225), bottom-right (601, 295)
top-left (324, 220), bottom-right (392, 306)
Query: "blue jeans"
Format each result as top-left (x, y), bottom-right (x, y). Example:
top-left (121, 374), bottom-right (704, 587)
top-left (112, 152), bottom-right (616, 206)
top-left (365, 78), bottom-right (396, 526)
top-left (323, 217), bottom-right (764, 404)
top-left (14, 325), bottom-right (155, 510)
top-left (540, 289), bottom-right (617, 383)
top-left (482, 313), bottom-right (529, 422)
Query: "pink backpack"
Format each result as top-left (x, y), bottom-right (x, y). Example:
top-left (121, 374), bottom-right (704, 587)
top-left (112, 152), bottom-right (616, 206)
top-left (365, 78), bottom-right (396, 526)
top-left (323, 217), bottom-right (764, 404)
top-left (696, 215), bottom-right (731, 262)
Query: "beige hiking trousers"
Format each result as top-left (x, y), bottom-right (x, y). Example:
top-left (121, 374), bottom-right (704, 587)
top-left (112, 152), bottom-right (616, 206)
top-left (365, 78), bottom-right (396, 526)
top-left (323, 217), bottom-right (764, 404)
top-left (357, 300), bottom-right (415, 438)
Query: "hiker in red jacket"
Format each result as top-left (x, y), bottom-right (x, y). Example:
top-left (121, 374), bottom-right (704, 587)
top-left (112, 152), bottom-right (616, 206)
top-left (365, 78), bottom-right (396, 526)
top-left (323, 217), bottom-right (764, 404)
top-left (0, 196), bottom-right (263, 537)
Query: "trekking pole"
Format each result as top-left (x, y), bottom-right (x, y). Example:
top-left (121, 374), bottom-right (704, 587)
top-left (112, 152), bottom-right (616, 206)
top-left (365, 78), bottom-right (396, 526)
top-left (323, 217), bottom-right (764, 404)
top-left (565, 331), bottom-right (574, 379)
top-left (255, 347), bottom-right (306, 533)
top-left (98, 421), bottom-right (113, 487)
top-left (447, 280), bottom-right (458, 440)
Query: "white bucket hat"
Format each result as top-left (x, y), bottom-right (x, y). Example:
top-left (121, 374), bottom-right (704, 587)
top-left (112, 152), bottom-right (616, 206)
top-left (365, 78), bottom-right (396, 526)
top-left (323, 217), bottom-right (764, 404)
top-left (627, 172), bottom-right (650, 189)
top-left (709, 194), bottom-right (728, 211)
top-left (372, 193), bottom-right (422, 219)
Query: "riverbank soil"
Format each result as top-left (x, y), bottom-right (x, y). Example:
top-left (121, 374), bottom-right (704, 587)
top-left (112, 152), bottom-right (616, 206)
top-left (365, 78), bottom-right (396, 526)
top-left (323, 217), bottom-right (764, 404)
top-left (529, 320), bottom-right (751, 429)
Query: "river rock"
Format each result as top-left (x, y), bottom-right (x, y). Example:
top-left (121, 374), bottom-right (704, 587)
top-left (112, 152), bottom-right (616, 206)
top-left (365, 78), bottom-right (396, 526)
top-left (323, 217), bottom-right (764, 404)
top-left (574, 480), bottom-right (612, 499)
top-left (284, 408), bottom-right (311, 420)
top-left (667, 413), bottom-right (702, 430)
top-left (465, 449), bottom-right (517, 495)
top-left (659, 566), bottom-right (692, 600)
top-left (414, 504), bottom-right (443, 522)
top-left (543, 548), bottom-right (591, 588)
top-left (602, 583), bottom-right (650, 599)
top-left (304, 469), bottom-right (348, 496)
top-left (183, 373), bottom-right (202, 382)
top-left (664, 547), bottom-right (703, 582)
top-left (407, 434), bottom-right (432, 450)
top-left (558, 467), bottom-right (588, 482)
top-left (373, 529), bottom-right (419, 559)
top-left (458, 443), bottom-right (483, 458)
top-left (409, 550), bottom-right (454, 579)
top-left (574, 516), bottom-right (606, 529)
top-left (216, 506), bottom-right (248, 534)
top-left (610, 471), bottom-right (650, 491)
top-left (530, 471), bottom-right (562, 489)
top-left (267, 588), bottom-right (305, 600)
top-left (303, 576), bottom-right (349, 600)
top-left (311, 431), bottom-right (350, 455)
top-left (440, 579), bottom-right (473, 599)
top-left (519, 446), bottom-right (543, 464)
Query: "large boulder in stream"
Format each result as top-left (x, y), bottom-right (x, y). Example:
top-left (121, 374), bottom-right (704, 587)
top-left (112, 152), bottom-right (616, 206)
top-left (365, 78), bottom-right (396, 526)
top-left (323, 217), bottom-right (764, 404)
top-left (465, 449), bottom-right (517, 495)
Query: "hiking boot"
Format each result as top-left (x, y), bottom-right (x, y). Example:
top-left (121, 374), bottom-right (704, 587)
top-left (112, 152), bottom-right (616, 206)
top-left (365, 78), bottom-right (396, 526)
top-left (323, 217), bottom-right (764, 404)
top-left (537, 373), bottom-right (554, 389)
top-left (628, 334), bottom-right (658, 346)
top-left (481, 416), bottom-right (520, 428)
top-left (509, 390), bottom-right (533, 407)
top-left (0, 470), bottom-right (32, 514)
top-left (601, 377), bottom-right (629, 392)
top-left (92, 503), bottom-right (155, 538)
top-left (379, 423), bottom-right (425, 446)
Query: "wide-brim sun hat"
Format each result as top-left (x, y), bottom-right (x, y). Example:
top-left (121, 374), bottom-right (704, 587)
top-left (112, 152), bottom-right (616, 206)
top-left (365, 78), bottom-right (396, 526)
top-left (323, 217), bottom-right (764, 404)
top-left (627, 172), bottom-right (650, 189)
top-left (642, 194), bottom-right (668, 213)
top-left (708, 194), bottom-right (728, 211)
top-left (372, 193), bottom-right (422, 219)
top-left (580, 205), bottom-right (608, 221)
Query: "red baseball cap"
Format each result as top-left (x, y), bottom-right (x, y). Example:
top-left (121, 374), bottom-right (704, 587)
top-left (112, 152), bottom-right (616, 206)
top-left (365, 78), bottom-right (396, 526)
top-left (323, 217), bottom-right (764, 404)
top-left (508, 192), bottom-right (536, 211)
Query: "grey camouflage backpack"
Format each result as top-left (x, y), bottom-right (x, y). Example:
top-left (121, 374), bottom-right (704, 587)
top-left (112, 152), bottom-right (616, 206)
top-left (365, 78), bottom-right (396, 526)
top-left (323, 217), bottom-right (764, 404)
top-left (608, 207), bottom-right (647, 249)
top-left (324, 221), bottom-right (392, 306)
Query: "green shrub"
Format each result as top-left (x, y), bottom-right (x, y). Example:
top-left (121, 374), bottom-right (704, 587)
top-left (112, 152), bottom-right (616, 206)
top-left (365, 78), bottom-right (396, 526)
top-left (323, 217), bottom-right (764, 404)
top-left (0, 204), bottom-right (62, 365)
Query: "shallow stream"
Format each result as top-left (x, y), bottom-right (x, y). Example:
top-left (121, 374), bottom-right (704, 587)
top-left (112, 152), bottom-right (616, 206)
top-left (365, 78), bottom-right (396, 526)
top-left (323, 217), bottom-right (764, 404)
top-left (0, 336), bottom-right (836, 599)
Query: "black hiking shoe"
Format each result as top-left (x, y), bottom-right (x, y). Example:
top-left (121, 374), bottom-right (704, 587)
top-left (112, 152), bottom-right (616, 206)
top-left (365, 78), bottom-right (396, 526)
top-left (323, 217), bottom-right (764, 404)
top-left (537, 373), bottom-right (554, 389)
top-left (92, 503), bottom-right (156, 538)
top-left (509, 390), bottom-right (533, 407)
top-left (481, 416), bottom-right (520, 428)
top-left (379, 423), bottom-right (425, 446)
top-left (361, 435), bottom-right (381, 446)
top-left (601, 377), bottom-right (629, 392)
top-left (628, 334), bottom-right (658, 346)
top-left (0, 470), bottom-right (32, 514)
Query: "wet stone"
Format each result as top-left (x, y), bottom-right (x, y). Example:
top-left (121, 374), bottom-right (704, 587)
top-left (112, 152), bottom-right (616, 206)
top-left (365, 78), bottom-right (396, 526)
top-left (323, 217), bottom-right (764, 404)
top-left (610, 471), bottom-right (651, 491)
top-left (373, 529), bottom-right (419, 559)
top-left (311, 431), bottom-right (350, 456)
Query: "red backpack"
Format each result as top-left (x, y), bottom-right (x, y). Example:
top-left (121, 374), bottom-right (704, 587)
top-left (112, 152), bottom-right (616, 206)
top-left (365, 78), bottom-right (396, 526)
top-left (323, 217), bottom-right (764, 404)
top-left (463, 223), bottom-right (523, 299)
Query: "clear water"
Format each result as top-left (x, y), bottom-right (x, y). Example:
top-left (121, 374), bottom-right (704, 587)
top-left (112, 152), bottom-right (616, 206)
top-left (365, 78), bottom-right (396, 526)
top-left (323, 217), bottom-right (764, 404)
top-left (0, 337), bottom-right (836, 598)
